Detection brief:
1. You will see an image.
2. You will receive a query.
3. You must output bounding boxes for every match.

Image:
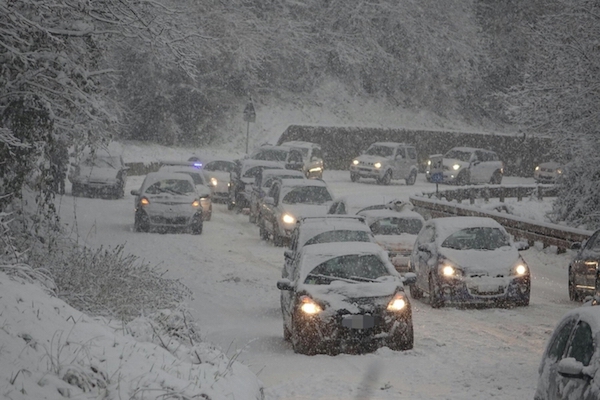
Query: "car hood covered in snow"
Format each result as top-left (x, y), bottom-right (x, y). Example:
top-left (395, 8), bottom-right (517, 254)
top-left (439, 246), bottom-right (521, 276)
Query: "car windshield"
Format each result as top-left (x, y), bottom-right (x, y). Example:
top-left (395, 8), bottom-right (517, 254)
top-left (243, 166), bottom-right (268, 178)
top-left (282, 186), bottom-right (332, 205)
top-left (304, 254), bottom-right (390, 285)
top-left (365, 145), bottom-right (394, 157)
top-left (145, 179), bottom-right (195, 195)
top-left (304, 230), bottom-right (373, 246)
top-left (83, 155), bottom-right (120, 169)
top-left (252, 149), bottom-right (288, 161)
top-left (204, 161), bottom-right (234, 172)
top-left (441, 227), bottom-right (511, 250)
top-left (444, 149), bottom-right (473, 162)
top-left (263, 175), bottom-right (302, 188)
top-left (172, 171), bottom-right (204, 185)
top-left (370, 217), bottom-right (423, 235)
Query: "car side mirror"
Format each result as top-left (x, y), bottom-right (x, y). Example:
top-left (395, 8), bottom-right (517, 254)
top-left (130, 189), bottom-right (140, 196)
top-left (402, 272), bottom-right (417, 286)
top-left (557, 358), bottom-right (588, 379)
top-left (263, 196), bottom-right (275, 206)
top-left (284, 249), bottom-right (294, 260)
top-left (514, 241), bottom-right (530, 251)
top-left (571, 242), bottom-right (582, 250)
top-left (418, 244), bottom-right (431, 253)
top-left (276, 279), bottom-right (293, 291)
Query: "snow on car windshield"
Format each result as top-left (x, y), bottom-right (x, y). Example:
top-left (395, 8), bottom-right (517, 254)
top-left (370, 217), bottom-right (423, 235)
top-left (304, 230), bottom-right (373, 246)
top-left (305, 254), bottom-right (390, 284)
top-left (282, 186), bottom-right (332, 204)
top-left (444, 149), bottom-right (473, 162)
top-left (364, 145), bottom-right (394, 158)
top-left (252, 149), bottom-right (288, 161)
top-left (146, 179), bottom-right (195, 195)
top-left (441, 227), bottom-right (511, 250)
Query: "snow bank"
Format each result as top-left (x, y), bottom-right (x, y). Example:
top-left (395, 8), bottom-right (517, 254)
top-left (0, 269), bottom-right (264, 400)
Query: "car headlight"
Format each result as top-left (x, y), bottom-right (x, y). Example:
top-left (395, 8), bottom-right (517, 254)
top-left (210, 177), bottom-right (218, 186)
top-left (374, 162), bottom-right (382, 169)
top-left (512, 261), bottom-right (529, 276)
top-left (427, 160), bottom-right (432, 166)
top-left (557, 169), bottom-right (562, 174)
top-left (300, 296), bottom-right (322, 315)
top-left (282, 213), bottom-right (296, 224)
top-left (309, 167), bottom-right (322, 172)
top-left (192, 199), bottom-right (200, 208)
top-left (140, 197), bottom-right (150, 206)
top-left (440, 263), bottom-right (462, 277)
top-left (387, 293), bottom-right (408, 311)
top-left (352, 159), bottom-right (359, 165)
top-left (452, 164), bottom-right (461, 171)
top-left (535, 166), bottom-right (540, 171)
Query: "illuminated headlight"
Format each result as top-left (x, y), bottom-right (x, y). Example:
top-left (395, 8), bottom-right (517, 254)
top-left (352, 159), bottom-right (359, 165)
top-left (512, 262), bottom-right (529, 276)
top-left (282, 213), bottom-right (296, 224)
top-left (300, 296), bottom-right (322, 315)
top-left (309, 167), bottom-right (322, 172)
top-left (452, 164), bottom-right (460, 171)
top-left (192, 199), bottom-right (200, 208)
top-left (557, 169), bottom-right (562, 174)
top-left (440, 264), bottom-right (462, 277)
top-left (140, 197), bottom-right (150, 206)
top-left (374, 162), bottom-right (382, 169)
top-left (535, 166), bottom-right (540, 171)
top-left (427, 160), bottom-right (432, 166)
top-left (210, 177), bottom-right (218, 186)
top-left (387, 293), bottom-right (408, 311)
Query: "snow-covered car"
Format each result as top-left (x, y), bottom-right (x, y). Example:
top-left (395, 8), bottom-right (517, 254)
top-left (534, 161), bottom-right (563, 184)
top-left (534, 300), bottom-right (600, 400)
top-left (568, 229), bottom-right (600, 302)
top-left (284, 215), bottom-right (376, 269)
top-left (227, 159), bottom-right (284, 211)
top-left (358, 208), bottom-right (424, 275)
top-left (327, 193), bottom-right (407, 215)
top-left (248, 168), bottom-right (305, 223)
top-left (258, 178), bottom-right (334, 246)
top-left (277, 242), bottom-right (415, 355)
top-left (248, 145), bottom-right (305, 172)
top-left (158, 165), bottom-right (212, 221)
top-left (425, 147), bottom-right (504, 185)
top-left (409, 216), bottom-right (530, 308)
top-left (131, 172), bottom-right (204, 234)
top-left (349, 142), bottom-right (418, 185)
top-left (188, 157), bottom-right (236, 203)
top-left (280, 140), bottom-right (325, 179)
top-left (69, 149), bottom-right (127, 199)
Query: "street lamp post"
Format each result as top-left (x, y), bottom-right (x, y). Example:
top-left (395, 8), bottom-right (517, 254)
top-left (243, 99), bottom-right (256, 154)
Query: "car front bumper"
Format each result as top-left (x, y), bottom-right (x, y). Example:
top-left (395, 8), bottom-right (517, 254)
top-left (436, 275), bottom-right (530, 306)
top-left (349, 165), bottom-right (385, 179)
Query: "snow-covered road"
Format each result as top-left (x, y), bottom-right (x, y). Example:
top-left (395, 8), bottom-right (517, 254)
top-left (56, 171), bottom-right (576, 399)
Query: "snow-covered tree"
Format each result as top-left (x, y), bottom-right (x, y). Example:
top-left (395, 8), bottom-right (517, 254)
top-left (502, 0), bottom-right (600, 229)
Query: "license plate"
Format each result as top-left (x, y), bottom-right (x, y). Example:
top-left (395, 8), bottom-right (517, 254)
top-left (342, 315), bottom-right (375, 330)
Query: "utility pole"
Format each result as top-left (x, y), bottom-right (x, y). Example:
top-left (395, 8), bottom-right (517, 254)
top-left (243, 97), bottom-right (256, 154)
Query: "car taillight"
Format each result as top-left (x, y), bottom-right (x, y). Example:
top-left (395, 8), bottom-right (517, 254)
top-left (140, 197), bottom-right (150, 206)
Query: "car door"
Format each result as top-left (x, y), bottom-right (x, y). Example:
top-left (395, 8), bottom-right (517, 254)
top-left (554, 320), bottom-right (596, 400)
top-left (469, 150), bottom-right (486, 183)
top-left (412, 224), bottom-right (437, 291)
top-left (572, 231), bottom-right (600, 295)
top-left (262, 183), bottom-right (281, 234)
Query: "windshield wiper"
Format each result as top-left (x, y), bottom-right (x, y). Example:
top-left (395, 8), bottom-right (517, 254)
top-left (306, 273), bottom-right (359, 284)
top-left (349, 276), bottom-right (379, 282)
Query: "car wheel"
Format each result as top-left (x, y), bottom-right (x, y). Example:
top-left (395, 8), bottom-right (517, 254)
top-left (378, 170), bottom-right (392, 185)
top-left (405, 170), bottom-right (417, 186)
top-left (235, 194), bottom-right (246, 213)
top-left (429, 274), bottom-right (444, 308)
top-left (350, 173), bottom-right (360, 182)
top-left (568, 270), bottom-right (580, 301)
top-left (456, 170), bottom-right (470, 186)
top-left (273, 224), bottom-right (284, 247)
top-left (409, 284), bottom-right (424, 299)
top-left (490, 171), bottom-right (503, 185)
top-left (134, 211), bottom-right (150, 233)
top-left (191, 220), bottom-right (203, 235)
top-left (291, 315), bottom-right (317, 355)
top-left (387, 317), bottom-right (414, 351)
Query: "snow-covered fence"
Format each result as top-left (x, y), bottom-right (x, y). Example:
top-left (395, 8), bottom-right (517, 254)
top-left (419, 184), bottom-right (558, 203)
top-left (410, 187), bottom-right (592, 253)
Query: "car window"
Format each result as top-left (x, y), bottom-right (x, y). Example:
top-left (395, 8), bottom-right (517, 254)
top-left (304, 254), bottom-right (390, 284)
top-left (365, 145), bottom-right (394, 158)
top-left (312, 148), bottom-right (323, 159)
top-left (441, 227), bottom-right (511, 250)
top-left (396, 148), bottom-right (406, 159)
top-left (547, 317), bottom-right (577, 361)
top-left (171, 171), bottom-right (204, 185)
top-left (406, 147), bottom-right (417, 160)
top-left (252, 149), bottom-right (288, 162)
top-left (84, 155), bottom-right (120, 169)
top-left (417, 225), bottom-right (435, 244)
top-left (288, 150), bottom-right (303, 163)
top-left (243, 166), bottom-right (264, 178)
top-left (583, 232), bottom-right (600, 252)
top-left (370, 217), bottom-right (423, 235)
top-left (304, 230), bottom-right (373, 247)
top-left (444, 149), bottom-right (472, 162)
top-left (282, 186), bottom-right (332, 205)
top-left (566, 321), bottom-right (594, 366)
top-left (204, 161), bottom-right (234, 172)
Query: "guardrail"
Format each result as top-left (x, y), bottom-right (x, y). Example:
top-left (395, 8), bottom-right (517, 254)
top-left (410, 185), bottom-right (593, 253)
